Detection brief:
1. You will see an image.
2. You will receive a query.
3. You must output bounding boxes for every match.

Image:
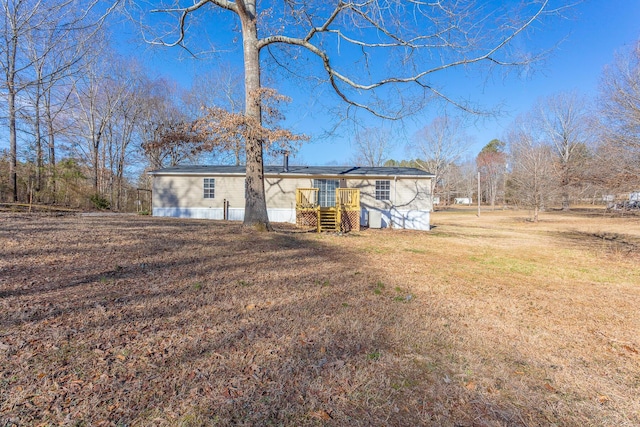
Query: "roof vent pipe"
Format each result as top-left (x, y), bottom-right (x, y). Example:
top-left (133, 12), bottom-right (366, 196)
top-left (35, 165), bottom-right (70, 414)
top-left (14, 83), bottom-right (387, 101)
top-left (283, 150), bottom-right (289, 172)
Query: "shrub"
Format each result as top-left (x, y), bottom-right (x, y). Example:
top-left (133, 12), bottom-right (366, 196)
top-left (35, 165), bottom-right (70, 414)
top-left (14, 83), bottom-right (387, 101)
top-left (90, 193), bottom-right (110, 210)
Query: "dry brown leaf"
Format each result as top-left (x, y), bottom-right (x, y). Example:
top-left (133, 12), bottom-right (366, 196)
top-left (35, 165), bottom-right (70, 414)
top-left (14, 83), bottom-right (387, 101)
top-left (309, 410), bottom-right (331, 421)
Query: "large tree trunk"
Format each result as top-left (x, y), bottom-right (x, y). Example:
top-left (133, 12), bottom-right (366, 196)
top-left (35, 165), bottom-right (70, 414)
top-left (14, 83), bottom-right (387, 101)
top-left (9, 88), bottom-right (18, 202)
top-left (45, 96), bottom-right (57, 203)
top-left (34, 89), bottom-right (42, 195)
top-left (240, 7), bottom-right (271, 231)
top-left (561, 163), bottom-right (570, 211)
top-left (93, 137), bottom-right (100, 194)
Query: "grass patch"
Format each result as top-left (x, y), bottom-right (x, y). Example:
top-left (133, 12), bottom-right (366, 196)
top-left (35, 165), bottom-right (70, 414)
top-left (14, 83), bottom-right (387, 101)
top-left (403, 248), bottom-right (427, 254)
top-left (373, 281), bottom-right (385, 295)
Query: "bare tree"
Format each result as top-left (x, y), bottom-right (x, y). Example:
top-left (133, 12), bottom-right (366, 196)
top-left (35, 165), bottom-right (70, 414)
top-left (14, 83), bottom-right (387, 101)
top-left (142, 120), bottom-right (205, 169)
top-left (598, 39), bottom-right (640, 191)
top-left (140, 79), bottom-right (200, 170)
top-left (454, 159), bottom-right (479, 205)
top-left (22, 8), bottom-right (100, 200)
top-left (351, 127), bottom-right (393, 167)
top-left (0, 0), bottom-right (112, 202)
top-left (68, 53), bottom-right (133, 196)
top-left (477, 139), bottom-right (507, 208)
top-left (412, 115), bottom-right (471, 205)
top-left (508, 119), bottom-right (557, 222)
top-left (135, 0), bottom-right (573, 230)
top-left (533, 91), bottom-right (592, 210)
top-left (1, 0), bottom-right (48, 201)
top-left (184, 64), bottom-right (246, 165)
top-left (103, 66), bottom-right (152, 210)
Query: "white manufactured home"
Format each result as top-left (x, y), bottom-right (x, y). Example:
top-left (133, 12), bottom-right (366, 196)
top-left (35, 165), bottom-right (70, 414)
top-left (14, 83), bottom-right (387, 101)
top-left (149, 165), bottom-right (434, 231)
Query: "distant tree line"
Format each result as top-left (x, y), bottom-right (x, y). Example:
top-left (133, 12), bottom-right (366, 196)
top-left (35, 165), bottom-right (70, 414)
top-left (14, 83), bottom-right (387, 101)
top-left (352, 41), bottom-right (640, 220)
top-left (0, 2), bottom-right (297, 210)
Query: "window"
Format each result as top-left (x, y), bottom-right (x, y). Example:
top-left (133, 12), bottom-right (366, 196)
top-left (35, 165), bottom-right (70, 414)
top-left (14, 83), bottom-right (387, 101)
top-left (313, 179), bottom-right (340, 207)
top-left (203, 178), bottom-right (215, 199)
top-left (375, 180), bottom-right (390, 201)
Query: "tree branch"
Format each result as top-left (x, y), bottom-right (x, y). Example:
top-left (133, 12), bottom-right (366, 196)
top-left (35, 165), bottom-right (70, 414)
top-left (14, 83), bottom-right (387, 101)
top-left (257, 0), bottom-right (553, 117)
top-left (148, 0), bottom-right (237, 48)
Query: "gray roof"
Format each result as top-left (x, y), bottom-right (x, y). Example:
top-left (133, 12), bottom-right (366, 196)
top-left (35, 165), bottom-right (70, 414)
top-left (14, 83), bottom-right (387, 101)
top-left (149, 165), bottom-right (434, 178)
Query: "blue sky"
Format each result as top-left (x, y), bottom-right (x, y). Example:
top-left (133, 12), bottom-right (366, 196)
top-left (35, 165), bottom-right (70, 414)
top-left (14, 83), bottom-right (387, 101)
top-left (105, 1), bottom-right (640, 165)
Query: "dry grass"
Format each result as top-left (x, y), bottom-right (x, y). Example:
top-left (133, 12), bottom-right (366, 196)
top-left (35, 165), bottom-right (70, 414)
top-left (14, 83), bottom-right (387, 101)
top-left (1, 208), bottom-right (639, 426)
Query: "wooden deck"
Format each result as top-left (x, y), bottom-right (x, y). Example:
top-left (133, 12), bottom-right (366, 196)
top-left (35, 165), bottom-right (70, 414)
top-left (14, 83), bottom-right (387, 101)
top-left (296, 188), bottom-right (360, 232)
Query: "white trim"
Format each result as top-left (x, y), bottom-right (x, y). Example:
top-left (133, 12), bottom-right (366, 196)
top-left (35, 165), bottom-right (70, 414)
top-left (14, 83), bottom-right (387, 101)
top-left (227, 208), bottom-right (244, 221)
top-left (153, 207), bottom-right (297, 224)
top-left (267, 208), bottom-right (296, 223)
top-left (153, 207), bottom-right (224, 220)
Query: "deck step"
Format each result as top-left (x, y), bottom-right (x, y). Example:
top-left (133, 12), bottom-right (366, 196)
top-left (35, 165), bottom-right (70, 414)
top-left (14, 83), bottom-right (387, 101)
top-left (318, 209), bottom-right (338, 232)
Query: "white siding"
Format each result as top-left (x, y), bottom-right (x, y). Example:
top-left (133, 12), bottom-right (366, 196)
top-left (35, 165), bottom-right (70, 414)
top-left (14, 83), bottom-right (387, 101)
top-left (265, 177), bottom-right (313, 210)
top-left (152, 175), bottom-right (245, 209)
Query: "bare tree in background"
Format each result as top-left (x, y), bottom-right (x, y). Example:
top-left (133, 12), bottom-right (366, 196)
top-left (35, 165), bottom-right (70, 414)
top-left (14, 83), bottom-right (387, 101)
top-left (455, 159), bottom-right (479, 205)
top-left (185, 64), bottom-right (246, 165)
top-left (142, 120), bottom-right (205, 169)
top-left (508, 118), bottom-right (557, 222)
top-left (533, 91), bottom-right (592, 210)
top-left (1, 0), bottom-right (51, 202)
top-left (69, 53), bottom-right (134, 196)
top-left (412, 115), bottom-right (471, 204)
top-left (140, 80), bottom-right (201, 170)
top-left (598, 39), bottom-right (640, 191)
top-left (0, 0), bottom-right (112, 202)
top-left (103, 64), bottom-right (152, 210)
top-left (135, 0), bottom-right (573, 230)
top-left (351, 127), bottom-right (393, 167)
top-left (477, 139), bottom-right (507, 208)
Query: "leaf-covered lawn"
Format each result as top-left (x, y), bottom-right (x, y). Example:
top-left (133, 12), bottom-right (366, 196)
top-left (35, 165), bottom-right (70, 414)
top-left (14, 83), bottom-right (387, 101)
top-left (1, 210), bottom-right (639, 426)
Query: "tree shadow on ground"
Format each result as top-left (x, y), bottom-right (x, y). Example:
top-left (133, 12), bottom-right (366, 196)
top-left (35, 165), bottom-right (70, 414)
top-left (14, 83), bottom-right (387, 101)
top-left (1, 214), bottom-right (537, 426)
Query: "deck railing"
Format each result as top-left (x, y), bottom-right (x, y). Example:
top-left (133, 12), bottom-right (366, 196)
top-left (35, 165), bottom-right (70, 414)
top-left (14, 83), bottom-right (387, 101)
top-left (296, 188), bottom-right (319, 209)
top-left (336, 188), bottom-right (360, 210)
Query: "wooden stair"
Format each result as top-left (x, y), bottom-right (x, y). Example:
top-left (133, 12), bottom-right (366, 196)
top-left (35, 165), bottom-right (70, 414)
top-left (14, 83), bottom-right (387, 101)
top-left (318, 208), bottom-right (339, 232)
